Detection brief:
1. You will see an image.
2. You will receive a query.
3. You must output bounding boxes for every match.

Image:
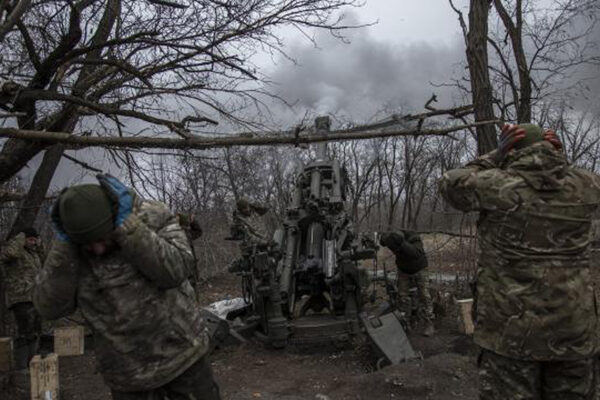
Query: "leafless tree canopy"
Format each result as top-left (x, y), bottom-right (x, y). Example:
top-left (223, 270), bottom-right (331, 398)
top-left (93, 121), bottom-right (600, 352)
top-left (0, 0), bottom-right (364, 182)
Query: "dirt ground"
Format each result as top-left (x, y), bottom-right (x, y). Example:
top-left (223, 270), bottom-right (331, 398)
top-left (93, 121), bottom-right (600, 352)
top-left (3, 273), bottom-right (480, 400)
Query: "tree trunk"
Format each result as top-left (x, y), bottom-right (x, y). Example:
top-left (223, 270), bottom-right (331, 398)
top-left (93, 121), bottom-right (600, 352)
top-left (467, 0), bottom-right (498, 155)
top-left (493, 0), bottom-right (532, 123)
top-left (9, 145), bottom-right (64, 236)
top-left (0, 140), bottom-right (49, 183)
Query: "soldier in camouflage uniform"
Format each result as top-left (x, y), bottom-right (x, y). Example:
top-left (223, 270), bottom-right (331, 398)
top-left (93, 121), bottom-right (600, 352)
top-left (234, 197), bottom-right (270, 246)
top-left (380, 230), bottom-right (435, 336)
top-left (177, 212), bottom-right (203, 299)
top-left (439, 123), bottom-right (600, 399)
top-left (177, 213), bottom-right (203, 251)
top-left (228, 197), bottom-right (272, 274)
top-left (0, 227), bottom-right (44, 369)
top-left (34, 175), bottom-right (220, 400)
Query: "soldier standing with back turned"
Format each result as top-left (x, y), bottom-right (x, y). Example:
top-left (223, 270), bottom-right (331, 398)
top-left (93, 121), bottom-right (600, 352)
top-left (440, 124), bottom-right (600, 399)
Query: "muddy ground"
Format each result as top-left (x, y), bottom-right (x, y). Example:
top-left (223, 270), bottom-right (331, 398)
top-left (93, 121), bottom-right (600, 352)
top-left (3, 273), bottom-right (479, 400)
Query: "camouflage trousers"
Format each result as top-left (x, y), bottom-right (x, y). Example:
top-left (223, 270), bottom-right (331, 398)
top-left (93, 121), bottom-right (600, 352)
top-left (397, 269), bottom-right (434, 323)
top-left (111, 356), bottom-right (221, 400)
top-left (478, 349), bottom-right (595, 400)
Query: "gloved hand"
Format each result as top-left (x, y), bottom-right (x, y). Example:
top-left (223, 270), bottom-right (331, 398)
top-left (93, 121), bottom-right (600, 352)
top-left (97, 174), bottom-right (133, 227)
top-left (543, 129), bottom-right (563, 151)
top-left (50, 197), bottom-right (70, 242)
top-left (495, 124), bottom-right (526, 163)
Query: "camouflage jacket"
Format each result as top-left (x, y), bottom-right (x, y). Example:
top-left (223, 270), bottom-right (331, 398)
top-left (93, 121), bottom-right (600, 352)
top-left (0, 233), bottom-right (44, 307)
top-left (440, 142), bottom-right (600, 360)
top-left (34, 197), bottom-right (209, 391)
top-left (235, 210), bottom-right (270, 247)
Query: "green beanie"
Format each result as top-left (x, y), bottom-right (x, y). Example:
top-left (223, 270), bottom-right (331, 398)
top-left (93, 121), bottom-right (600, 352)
top-left (59, 184), bottom-right (115, 244)
top-left (236, 198), bottom-right (251, 215)
top-left (514, 123), bottom-right (544, 150)
top-left (177, 213), bottom-right (190, 227)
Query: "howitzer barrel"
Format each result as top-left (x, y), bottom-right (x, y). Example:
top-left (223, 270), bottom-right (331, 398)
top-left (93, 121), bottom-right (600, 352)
top-left (314, 116), bottom-right (330, 160)
top-left (332, 160), bottom-right (342, 201)
top-left (306, 222), bottom-right (324, 260)
top-left (310, 170), bottom-right (321, 199)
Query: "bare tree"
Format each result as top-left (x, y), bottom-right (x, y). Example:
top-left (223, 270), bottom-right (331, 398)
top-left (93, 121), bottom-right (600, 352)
top-left (0, 0), bottom-right (30, 42)
top-left (0, 0), bottom-right (364, 234)
top-left (489, 0), bottom-right (600, 123)
top-left (450, 0), bottom-right (498, 155)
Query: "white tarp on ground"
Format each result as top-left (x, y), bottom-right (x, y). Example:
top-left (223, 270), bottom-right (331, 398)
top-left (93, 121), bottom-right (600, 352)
top-left (204, 297), bottom-right (248, 320)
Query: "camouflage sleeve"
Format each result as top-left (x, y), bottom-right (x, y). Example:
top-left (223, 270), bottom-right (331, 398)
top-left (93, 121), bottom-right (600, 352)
top-left (114, 203), bottom-right (194, 289)
top-left (33, 241), bottom-right (79, 320)
top-left (438, 150), bottom-right (501, 212)
top-left (0, 233), bottom-right (25, 262)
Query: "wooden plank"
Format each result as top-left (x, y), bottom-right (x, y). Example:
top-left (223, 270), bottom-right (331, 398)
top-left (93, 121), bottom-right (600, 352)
top-left (53, 326), bottom-right (85, 356)
top-left (0, 337), bottom-right (13, 372)
top-left (456, 298), bottom-right (475, 335)
top-left (29, 353), bottom-right (59, 400)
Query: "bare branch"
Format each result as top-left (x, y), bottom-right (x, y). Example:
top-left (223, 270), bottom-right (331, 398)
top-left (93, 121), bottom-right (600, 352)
top-left (0, 120), bottom-right (499, 150)
top-left (146, 0), bottom-right (187, 9)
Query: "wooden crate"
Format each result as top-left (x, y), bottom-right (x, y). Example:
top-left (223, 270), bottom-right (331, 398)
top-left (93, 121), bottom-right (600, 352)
top-left (456, 298), bottom-right (475, 335)
top-left (0, 337), bottom-right (13, 372)
top-left (53, 326), bottom-right (84, 356)
top-left (30, 353), bottom-right (59, 400)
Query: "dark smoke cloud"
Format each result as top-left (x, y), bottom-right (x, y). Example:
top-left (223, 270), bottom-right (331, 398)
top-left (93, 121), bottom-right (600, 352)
top-left (269, 25), bottom-right (467, 122)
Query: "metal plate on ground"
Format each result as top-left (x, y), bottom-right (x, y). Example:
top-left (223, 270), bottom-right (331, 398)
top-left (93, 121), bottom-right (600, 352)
top-left (289, 314), bottom-right (354, 345)
top-left (360, 311), bottom-right (417, 365)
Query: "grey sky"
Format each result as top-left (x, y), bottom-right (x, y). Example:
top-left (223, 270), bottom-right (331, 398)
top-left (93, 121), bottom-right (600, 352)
top-left (266, 1), bottom-right (469, 122)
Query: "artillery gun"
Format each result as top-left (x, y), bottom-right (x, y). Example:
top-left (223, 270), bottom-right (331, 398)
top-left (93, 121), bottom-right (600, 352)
top-left (224, 116), bottom-right (416, 364)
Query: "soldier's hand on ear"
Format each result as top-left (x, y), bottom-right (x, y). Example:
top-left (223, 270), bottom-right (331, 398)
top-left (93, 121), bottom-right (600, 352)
top-left (543, 129), bottom-right (563, 151)
top-left (496, 124), bottom-right (526, 162)
top-left (97, 174), bottom-right (133, 227)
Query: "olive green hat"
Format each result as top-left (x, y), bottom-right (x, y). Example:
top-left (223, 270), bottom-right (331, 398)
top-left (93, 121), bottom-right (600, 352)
top-left (514, 123), bottom-right (544, 150)
top-left (58, 184), bottom-right (115, 244)
top-left (236, 197), bottom-right (250, 210)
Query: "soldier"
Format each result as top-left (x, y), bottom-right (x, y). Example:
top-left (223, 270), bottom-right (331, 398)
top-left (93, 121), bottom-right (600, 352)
top-left (34, 175), bottom-right (220, 400)
top-left (177, 213), bottom-right (203, 249)
top-left (0, 227), bottom-right (44, 370)
top-left (379, 230), bottom-right (435, 336)
top-left (439, 123), bottom-right (600, 399)
top-left (234, 197), bottom-right (270, 246)
top-left (177, 212), bottom-right (203, 297)
top-left (228, 197), bottom-right (271, 274)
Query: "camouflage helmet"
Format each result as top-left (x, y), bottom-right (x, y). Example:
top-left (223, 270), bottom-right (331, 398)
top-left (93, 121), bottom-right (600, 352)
top-left (514, 123), bottom-right (544, 150)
